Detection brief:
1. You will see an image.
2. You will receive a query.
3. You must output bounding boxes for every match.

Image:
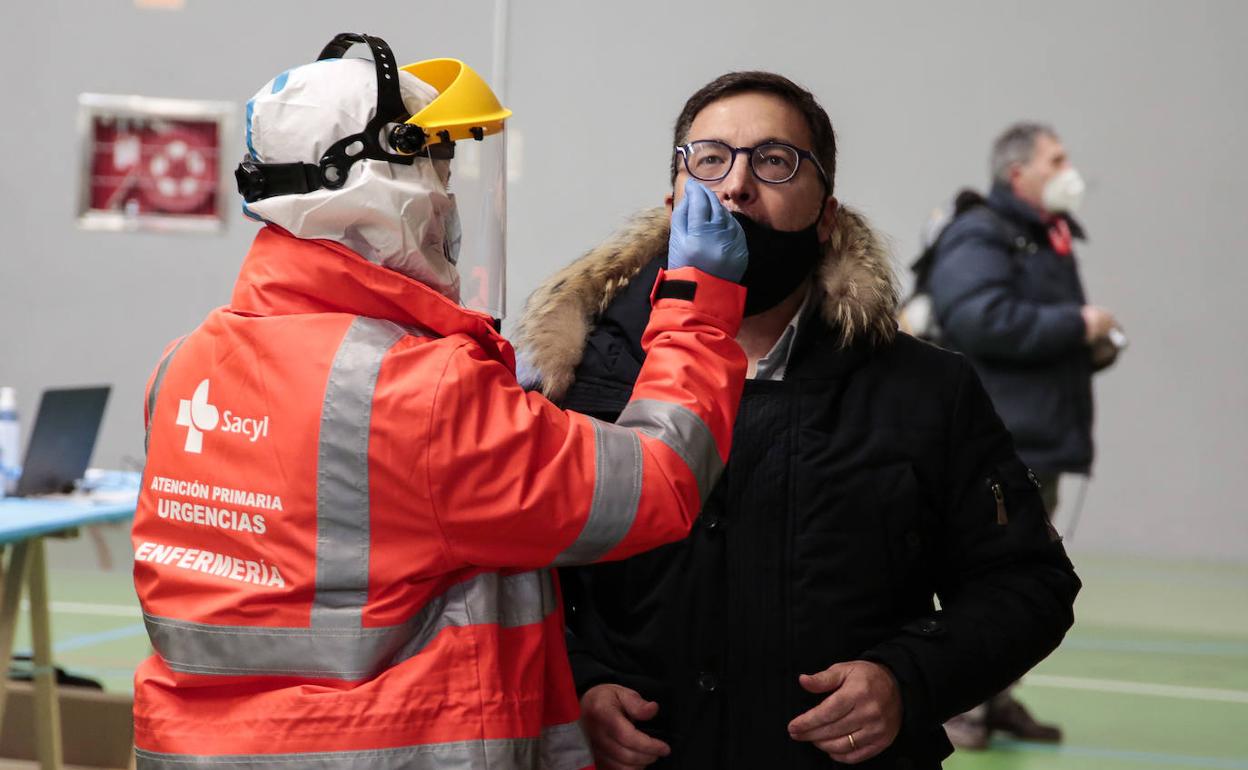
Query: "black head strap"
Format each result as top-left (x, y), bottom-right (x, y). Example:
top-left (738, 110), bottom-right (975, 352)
top-left (235, 161), bottom-right (322, 203)
top-left (315, 33), bottom-right (418, 187)
top-left (236, 32), bottom-right (437, 203)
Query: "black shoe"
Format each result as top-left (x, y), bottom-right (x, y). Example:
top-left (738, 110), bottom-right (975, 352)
top-left (987, 695), bottom-right (1062, 743)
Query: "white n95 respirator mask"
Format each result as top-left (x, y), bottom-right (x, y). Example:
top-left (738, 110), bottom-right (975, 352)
top-left (1042, 167), bottom-right (1086, 215)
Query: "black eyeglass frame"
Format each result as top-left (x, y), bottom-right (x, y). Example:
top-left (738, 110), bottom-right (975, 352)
top-left (675, 140), bottom-right (830, 191)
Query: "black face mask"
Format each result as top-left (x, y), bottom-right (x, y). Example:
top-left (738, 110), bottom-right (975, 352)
top-left (732, 211), bottom-right (824, 316)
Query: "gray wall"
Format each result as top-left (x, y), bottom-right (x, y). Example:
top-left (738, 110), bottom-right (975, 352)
top-left (3, 0), bottom-right (1245, 561)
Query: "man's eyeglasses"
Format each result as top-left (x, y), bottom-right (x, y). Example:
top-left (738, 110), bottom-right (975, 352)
top-left (675, 140), bottom-right (829, 188)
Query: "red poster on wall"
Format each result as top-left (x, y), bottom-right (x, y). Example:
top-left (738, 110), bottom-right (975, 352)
top-left (77, 94), bottom-right (234, 233)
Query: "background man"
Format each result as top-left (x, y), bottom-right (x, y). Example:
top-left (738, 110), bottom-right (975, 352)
top-left (926, 122), bottom-right (1122, 748)
top-left (517, 73), bottom-right (1081, 769)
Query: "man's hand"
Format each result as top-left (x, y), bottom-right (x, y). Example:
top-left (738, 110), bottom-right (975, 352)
top-left (580, 684), bottom-right (672, 769)
top-left (1081, 305), bottom-right (1117, 344)
top-left (787, 660), bottom-right (902, 764)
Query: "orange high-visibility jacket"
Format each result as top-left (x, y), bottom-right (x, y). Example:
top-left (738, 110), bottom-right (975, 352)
top-left (132, 225), bottom-right (746, 768)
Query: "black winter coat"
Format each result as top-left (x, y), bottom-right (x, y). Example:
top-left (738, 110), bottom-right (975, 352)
top-left (516, 207), bottom-right (1081, 770)
top-left (927, 184), bottom-right (1095, 474)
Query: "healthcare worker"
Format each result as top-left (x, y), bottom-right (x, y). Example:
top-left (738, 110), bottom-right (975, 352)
top-left (131, 33), bottom-right (749, 768)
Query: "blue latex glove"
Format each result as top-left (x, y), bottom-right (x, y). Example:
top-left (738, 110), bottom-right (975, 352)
top-left (668, 179), bottom-right (749, 283)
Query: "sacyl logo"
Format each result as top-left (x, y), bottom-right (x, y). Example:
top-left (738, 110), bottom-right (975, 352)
top-left (177, 380), bottom-right (219, 454)
top-left (175, 380), bottom-right (270, 455)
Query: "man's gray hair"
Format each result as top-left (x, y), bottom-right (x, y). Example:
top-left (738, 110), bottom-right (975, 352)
top-left (990, 122), bottom-right (1058, 183)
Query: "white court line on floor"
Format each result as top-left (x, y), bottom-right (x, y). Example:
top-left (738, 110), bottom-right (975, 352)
top-left (1028, 674), bottom-right (1248, 704)
top-left (21, 599), bottom-right (141, 618)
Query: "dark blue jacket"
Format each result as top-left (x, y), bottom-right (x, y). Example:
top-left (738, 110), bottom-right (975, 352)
top-left (927, 184), bottom-right (1094, 474)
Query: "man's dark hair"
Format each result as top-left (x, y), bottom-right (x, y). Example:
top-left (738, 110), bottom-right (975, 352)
top-left (670, 71), bottom-right (837, 195)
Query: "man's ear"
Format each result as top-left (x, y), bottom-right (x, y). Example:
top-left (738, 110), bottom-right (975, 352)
top-left (817, 195), bottom-right (839, 243)
top-left (664, 192), bottom-right (675, 215)
top-left (1008, 164), bottom-right (1027, 197)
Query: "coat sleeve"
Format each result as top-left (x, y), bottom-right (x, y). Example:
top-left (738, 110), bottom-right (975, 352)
top-left (860, 359), bottom-right (1081, 730)
top-left (564, 622), bottom-right (625, 697)
top-left (427, 266), bottom-right (747, 569)
top-left (927, 220), bottom-right (1086, 363)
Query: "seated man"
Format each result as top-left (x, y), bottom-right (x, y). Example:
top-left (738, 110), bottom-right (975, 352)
top-left (516, 72), bottom-right (1081, 769)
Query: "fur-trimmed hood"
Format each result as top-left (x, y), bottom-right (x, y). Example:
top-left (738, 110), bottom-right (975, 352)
top-left (514, 205), bottom-right (898, 401)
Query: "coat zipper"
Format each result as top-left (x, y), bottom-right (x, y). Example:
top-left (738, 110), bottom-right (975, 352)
top-left (1027, 469), bottom-right (1043, 490)
top-left (989, 478), bottom-right (1007, 525)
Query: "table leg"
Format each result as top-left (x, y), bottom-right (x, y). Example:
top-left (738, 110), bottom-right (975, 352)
top-left (0, 542), bottom-right (32, 732)
top-left (28, 537), bottom-right (63, 770)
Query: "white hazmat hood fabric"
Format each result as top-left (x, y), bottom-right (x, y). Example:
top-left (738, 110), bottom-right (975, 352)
top-left (244, 58), bottom-right (461, 300)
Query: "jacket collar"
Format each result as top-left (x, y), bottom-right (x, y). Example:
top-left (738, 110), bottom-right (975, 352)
top-left (230, 225), bottom-right (513, 367)
top-left (514, 205), bottom-right (898, 401)
top-left (988, 182), bottom-right (1087, 240)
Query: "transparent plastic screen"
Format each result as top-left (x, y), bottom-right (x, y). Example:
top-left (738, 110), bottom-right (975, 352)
top-left (450, 133), bottom-right (507, 319)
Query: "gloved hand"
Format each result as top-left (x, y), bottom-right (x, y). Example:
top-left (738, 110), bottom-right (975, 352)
top-left (668, 179), bottom-right (749, 283)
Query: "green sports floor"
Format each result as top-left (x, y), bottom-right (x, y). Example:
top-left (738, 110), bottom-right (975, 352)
top-left (14, 523), bottom-right (1248, 768)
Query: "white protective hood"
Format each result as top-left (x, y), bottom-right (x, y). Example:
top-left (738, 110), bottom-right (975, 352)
top-left (244, 57), bottom-right (461, 301)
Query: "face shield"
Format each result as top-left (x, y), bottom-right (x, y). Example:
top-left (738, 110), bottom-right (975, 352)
top-left (400, 58), bottom-right (509, 319)
top-left (234, 34), bottom-right (511, 318)
top-left (441, 131), bottom-right (506, 318)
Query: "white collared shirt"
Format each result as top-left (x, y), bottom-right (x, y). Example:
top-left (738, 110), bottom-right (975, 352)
top-left (750, 292), bottom-right (814, 381)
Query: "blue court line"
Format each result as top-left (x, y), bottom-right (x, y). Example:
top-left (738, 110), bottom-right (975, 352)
top-left (51, 623), bottom-right (148, 654)
top-left (1064, 637), bottom-right (1248, 657)
top-left (995, 739), bottom-right (1248, 769)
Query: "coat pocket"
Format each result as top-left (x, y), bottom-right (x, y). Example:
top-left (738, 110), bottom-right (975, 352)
top-left (790, 462), bottom-right (931, 664)
top-left (872, 462), bottom-right (930, 595)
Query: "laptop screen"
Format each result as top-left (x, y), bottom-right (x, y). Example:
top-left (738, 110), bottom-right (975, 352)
top-left (14, 386), bottom-right (111, 497)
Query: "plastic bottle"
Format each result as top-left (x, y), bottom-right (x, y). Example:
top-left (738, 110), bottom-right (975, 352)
top-left (0, 387), bottom-right (20, 496)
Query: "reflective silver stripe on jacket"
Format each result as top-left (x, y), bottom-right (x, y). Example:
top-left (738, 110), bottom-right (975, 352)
top-left (552, 419), bottom-right (643, 566)
top-left (144, 336), bottom-right (188, 454)
top-left (135, 719), bottom-right (593, 770)
top-left (617, 398), bottom-right (722, 503)
top-left (146, 569), bottom-right (556, 679)
top-left (551, 398), bottom-right (723, 566)
top-left (147, 317), bottom-right (559, 680)
top-left (312, 316), bottom-right (405, 628)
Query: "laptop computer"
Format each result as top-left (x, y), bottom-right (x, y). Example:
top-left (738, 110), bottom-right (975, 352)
top-left (12, 386), bottom-right (111, 497)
